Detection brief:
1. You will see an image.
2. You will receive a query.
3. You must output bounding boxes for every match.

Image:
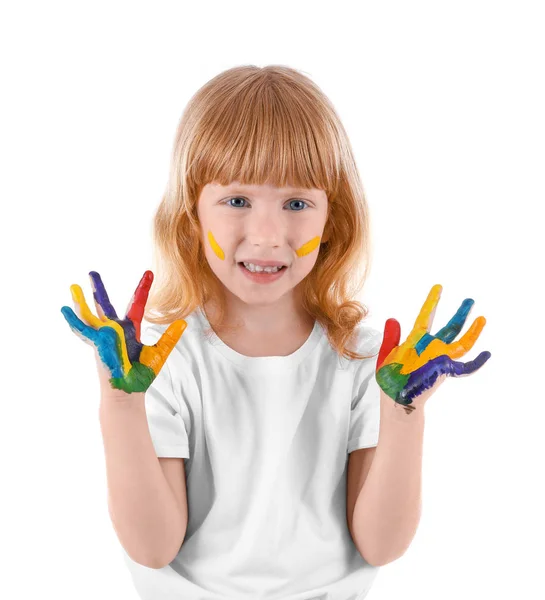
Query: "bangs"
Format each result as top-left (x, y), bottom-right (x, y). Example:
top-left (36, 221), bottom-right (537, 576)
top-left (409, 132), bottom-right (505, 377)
top-left (186, 75), bottom-right (342, 197)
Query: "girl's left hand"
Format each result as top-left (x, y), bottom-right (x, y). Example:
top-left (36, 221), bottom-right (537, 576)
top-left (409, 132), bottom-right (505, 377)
top-left (375, 284), bottom-right (491, 415)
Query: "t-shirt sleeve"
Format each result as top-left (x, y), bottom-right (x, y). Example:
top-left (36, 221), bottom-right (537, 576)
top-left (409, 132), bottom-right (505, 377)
top-left (347, 325), bottom-right (383, 454)
top-left (143, 325), bottom-right (191, 459)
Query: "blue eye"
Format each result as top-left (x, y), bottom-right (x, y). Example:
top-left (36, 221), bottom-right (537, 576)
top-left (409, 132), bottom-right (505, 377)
top-left (225, 197), bottom-right (309, 210)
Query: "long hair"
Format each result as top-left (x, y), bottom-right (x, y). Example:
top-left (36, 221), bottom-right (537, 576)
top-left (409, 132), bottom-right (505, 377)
top-left (145, 65), bottom-right (376, 360)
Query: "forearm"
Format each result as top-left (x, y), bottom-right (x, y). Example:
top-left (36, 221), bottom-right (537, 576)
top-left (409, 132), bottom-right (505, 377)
top-left (99, 395), bottom-right (186, 568)
top-left (351, 390), bottom-right (425, 566)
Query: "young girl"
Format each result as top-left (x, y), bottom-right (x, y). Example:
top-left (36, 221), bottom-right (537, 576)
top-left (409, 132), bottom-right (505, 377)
top-left (61, 65), bottom-right (490, 600)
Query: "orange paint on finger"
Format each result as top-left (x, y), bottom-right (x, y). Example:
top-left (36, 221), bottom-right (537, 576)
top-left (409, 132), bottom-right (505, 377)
top-left (139, 319), bottom-right (188, 376)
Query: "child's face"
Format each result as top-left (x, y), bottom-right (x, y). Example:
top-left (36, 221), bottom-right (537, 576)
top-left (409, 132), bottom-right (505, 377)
top-left (197, 181), bottom-right (329, 306)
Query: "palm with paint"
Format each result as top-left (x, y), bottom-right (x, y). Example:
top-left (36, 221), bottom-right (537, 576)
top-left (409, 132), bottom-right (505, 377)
top-left (376, 284), bottom-right (491, 415)
top-left (60, 270), bottom-right (187, 394)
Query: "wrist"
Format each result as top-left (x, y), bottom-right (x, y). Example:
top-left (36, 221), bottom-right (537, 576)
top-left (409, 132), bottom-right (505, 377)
top-left (380, 389), bottom-right (426, 425)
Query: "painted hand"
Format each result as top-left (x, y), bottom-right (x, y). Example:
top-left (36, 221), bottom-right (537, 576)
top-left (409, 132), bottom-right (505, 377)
top-left (375, 284), bottom-right (491, 415)
top-left (60, 270), bottom-right (187, 394)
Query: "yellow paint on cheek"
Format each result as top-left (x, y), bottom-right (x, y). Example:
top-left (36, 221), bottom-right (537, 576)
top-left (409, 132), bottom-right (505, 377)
top-left (295, 236), bottom-right (321, 257)
top-left (207, 230), bottom-right (225, 260)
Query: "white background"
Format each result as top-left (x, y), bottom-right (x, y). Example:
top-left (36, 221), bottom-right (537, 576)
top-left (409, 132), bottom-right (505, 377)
top-left (1, 1), bottom-right (543, 598)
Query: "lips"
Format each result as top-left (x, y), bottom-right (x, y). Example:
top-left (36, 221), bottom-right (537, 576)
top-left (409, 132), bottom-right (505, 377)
top-left (239, 262), bottom-right (287, 273)
top-left (237, 259), bottom-right (288, 267)
top-left (237, 262), bottom-right (288, 283)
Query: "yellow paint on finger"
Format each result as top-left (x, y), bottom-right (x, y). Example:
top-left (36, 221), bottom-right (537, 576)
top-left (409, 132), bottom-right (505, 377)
top-left (70, 284), bottom-right (132, 376)
top-left (296, 236), bottom-right (321, 257)
top-left (208, 230), bottom-right (225, 260)
top-left (406, 284), bottom-right (443, 346)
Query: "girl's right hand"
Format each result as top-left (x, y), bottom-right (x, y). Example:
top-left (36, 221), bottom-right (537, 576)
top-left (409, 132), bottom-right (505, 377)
top-left (60, 270), bottom-right (187, 400)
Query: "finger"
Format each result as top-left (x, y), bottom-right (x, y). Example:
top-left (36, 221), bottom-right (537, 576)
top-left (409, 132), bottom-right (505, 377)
top-left (125, 270), bottom-right (154, 341)
top-left (139, 319), bottom-right (188, 376)
top-left (408, 314), bottom-right (487, 366)
top-left (74, 278), bottom-right (133, 375)
top-left (72, 297), bottom-right (89, 326)
top-left (94, 326), bottom-right (126, 380)
top-left (433, 298), bottom-right (474, 344)
top-left (377, 318), bottom-right (400, 371)
top-left (60, 306), bottom-right (100, 347)
top-left (63, 302), bottom-right (127, 392)
top-left (399, 350), bottom-right (492, 403)
top-left (89, 271), bottom-right (118, 321)
top-left (414, 298), bottom-right (474, 355)
top-left (406, 284), bottom-right (443, 346)
top-left (454, 350), bottom-right (492, 375)
top-left (442, 316), bottom-right (488, 359)
top-left (70, 284), bottom-right (103, 329)
top-left (101, 320), bottom-right (133, 378)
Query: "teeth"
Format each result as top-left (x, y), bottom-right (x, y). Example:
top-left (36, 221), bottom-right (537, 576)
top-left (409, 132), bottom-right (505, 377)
top-left (243, 262), bottom-right (283, 273)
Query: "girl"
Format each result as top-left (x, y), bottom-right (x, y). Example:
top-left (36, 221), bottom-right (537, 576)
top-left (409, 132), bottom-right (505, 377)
top-left (61, 65), bottom-right (490, 600)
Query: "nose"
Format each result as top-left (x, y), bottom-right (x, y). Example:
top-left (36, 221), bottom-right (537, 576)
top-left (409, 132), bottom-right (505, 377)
top-left (245, 207), bottom-right (286, 248)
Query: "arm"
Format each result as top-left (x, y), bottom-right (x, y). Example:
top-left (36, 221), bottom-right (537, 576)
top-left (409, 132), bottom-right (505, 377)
top-left (349, 390), bottom-right (425, 566)
top-left (99, 395), bottom-right (188, 569)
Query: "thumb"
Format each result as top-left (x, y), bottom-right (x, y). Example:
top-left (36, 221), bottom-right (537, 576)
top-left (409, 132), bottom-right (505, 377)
top-left (376, 318), bottom-right (401, 371)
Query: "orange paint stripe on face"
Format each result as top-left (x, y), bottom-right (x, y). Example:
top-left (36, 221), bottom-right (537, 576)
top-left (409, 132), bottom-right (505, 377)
top-left (296, 236), bottom-right (321, 257)
top-left (207, 230), bottom-right (225, 260)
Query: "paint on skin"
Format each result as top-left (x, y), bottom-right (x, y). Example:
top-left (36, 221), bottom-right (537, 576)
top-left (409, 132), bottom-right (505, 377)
top-left (296, 236), bottom-right (321, 257)
top-left (60, 270), bottom-right (187, 393)
top-left (375, 284), bottom-right (491, 415)
top-left (208, 230), bottom-right (321, 261)
top-left (208, 230), bottom-right (225, 260)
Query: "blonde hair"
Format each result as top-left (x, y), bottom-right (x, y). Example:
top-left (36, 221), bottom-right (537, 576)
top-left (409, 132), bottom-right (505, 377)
top-left (145, 65), bottom-right (375, 360)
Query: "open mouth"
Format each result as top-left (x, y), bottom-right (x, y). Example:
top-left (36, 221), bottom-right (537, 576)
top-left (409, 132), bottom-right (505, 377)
top-left (238, 262), bottom-right (287, 273)
top-left (237, 262), bottom-right (288, 282)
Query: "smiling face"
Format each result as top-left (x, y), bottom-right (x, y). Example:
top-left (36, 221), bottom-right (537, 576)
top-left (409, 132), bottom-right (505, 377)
top-left (197, 181), bottom-right (329, 307)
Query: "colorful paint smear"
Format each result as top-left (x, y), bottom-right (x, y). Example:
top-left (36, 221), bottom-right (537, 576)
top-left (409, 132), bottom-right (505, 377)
top-left (60, 270), bottom-right (186, 393)
top-left (376, 284), bottom-right (491, 414)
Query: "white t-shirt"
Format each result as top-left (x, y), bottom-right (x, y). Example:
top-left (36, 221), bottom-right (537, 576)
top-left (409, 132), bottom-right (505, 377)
top-left (123, 306), bottom-right (384, 600)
